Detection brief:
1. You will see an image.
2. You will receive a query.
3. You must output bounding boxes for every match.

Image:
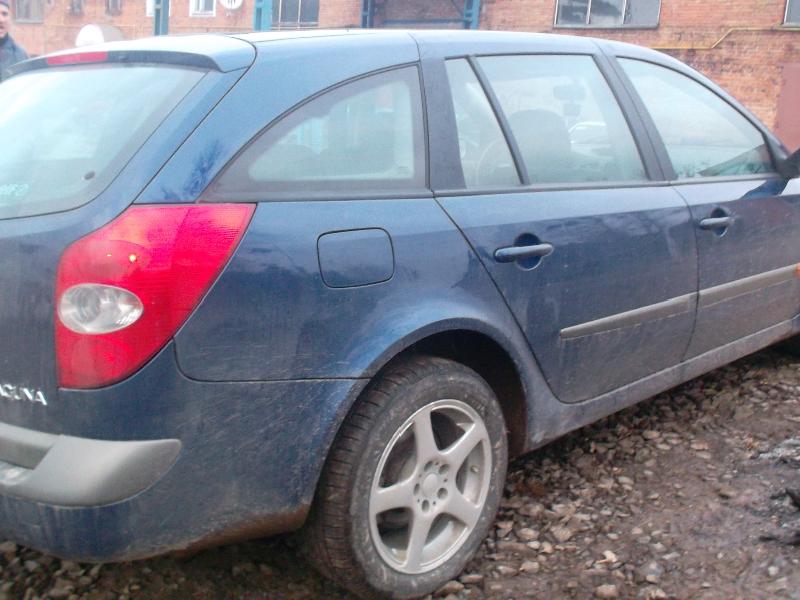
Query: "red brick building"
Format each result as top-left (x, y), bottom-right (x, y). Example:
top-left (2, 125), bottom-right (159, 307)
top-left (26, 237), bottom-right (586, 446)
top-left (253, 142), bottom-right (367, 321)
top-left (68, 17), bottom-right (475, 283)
top-left (8, 0), bottom-right (800, 147)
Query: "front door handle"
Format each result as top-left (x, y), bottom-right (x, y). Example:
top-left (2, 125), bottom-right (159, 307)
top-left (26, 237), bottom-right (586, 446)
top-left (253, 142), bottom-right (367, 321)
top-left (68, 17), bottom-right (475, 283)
top-left (494, 243), bottom-right (554, 263)
top-left (699, 216), bottom-right (734, 230)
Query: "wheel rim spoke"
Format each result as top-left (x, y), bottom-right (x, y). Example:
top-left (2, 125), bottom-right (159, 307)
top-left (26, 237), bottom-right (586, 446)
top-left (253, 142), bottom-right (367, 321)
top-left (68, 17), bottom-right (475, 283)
top-left (413, 407), bottom-right (439, 461)
top-left (404, 512), bottom-right (434, 571)
top-left (441, 422), bottom-right (485, 472)
top-left (444, 490), bottom-right (482, 528)
top-left (371, 476), bottom-right (415, 515)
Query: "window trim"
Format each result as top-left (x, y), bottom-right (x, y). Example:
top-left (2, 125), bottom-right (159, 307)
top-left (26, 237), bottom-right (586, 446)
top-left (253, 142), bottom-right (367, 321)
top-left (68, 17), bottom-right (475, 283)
top-left (553, 0), bottom-right (661, 30)
top-left (13, 0), bottom-right (44, 23)
top-left (613, 56), bottom-right (780, 181)
top-left (189, 0), bottom-right (215, 17)
top-left (204, 63), bottom-right (431, 203)
top-left (785, 0), bottom-right (800, 25)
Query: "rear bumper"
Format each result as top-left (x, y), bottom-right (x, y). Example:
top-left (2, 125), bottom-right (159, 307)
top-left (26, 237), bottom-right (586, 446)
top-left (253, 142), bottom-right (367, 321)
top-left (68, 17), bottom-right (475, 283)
top-left (0, 422), bottom-right (180, 507)
top-left (0, 344), bottom-right (367, 561)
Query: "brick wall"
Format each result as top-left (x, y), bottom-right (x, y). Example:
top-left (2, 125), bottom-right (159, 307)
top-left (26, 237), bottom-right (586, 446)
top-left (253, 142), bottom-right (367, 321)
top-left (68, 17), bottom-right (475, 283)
top-left (8, 0), bottom-right (800, 139)
top-left (480, 0), bottom-right (800, 135)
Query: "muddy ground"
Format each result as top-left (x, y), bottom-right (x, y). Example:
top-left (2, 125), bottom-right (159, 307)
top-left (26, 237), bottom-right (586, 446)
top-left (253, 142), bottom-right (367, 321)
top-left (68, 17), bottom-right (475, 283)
top-left (1, 348), bottom-right (799, 600)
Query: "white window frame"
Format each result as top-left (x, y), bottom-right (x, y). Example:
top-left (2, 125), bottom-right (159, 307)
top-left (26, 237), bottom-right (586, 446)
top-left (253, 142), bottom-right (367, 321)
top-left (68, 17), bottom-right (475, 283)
top-left (13, 0), bottom-right (44, 23)
top-left (553, 0), bottom-right (661, 28)
top-left (189, 0), bottom-right (215, 17)
top-left (786, 0), bottom-right (800, 24)
top-left (274, 0), bottom-right (318, 29)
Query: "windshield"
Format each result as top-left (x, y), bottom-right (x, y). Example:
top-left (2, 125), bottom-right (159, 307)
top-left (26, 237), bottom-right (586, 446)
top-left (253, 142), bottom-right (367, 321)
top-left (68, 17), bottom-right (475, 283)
top-left (0, 64), bottom-right (204, 220)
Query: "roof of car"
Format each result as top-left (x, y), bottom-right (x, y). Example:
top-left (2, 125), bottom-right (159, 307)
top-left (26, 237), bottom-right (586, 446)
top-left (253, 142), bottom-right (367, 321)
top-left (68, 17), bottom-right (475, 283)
top-left (24, 29), bottom-right (673, 77)
top-left (233, 28), bottom-right (671, 63)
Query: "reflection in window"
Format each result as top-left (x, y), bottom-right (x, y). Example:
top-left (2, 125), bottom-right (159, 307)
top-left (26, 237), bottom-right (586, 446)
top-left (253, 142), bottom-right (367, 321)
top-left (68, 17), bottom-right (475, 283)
top-left (621, 59), bottom-right (774, 179)
top-left (209, 67), bottom-right (426, 199)
top-left (478, 55), bottom-right (646, 185)
top-left (555, 0), bottom-right (660, 27)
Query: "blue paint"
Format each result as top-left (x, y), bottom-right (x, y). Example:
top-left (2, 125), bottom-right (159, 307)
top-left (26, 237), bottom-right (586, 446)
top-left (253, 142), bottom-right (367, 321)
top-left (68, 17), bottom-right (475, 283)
top-left (0, 31), bottom-right (799, 563)
top-left (317, 228), bottom-right (395, 288)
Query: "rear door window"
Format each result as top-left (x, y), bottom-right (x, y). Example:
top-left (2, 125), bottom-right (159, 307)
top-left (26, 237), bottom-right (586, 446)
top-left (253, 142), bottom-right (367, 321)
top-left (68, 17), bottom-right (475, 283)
top-left (209, 66), bottom-right (426, 199)
top-left (0, 65), bottom-right (205, 220)
top-left (619, 59), bottom-right (775, 179)
top-left (445, 59), bottom-right (520, 189)
top-left (477, 55), bottom-right (647, 185)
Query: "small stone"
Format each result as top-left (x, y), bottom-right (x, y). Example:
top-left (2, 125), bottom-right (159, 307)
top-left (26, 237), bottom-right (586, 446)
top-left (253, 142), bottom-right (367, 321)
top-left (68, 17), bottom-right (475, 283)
top-left (435, 580), bottom-right (464, 596)
top-left (768, 565), bottom-right (780, 577)
top-left (696, 451), bottom-right (713, 460)
top-left (595, 584), bottom-right (619, 599)
top-left (717, 485), bottom-right (736, 499)
top-left (638, 561), bottom-right (664, 584)
top-left (0, 542), bottom-right (16, 555)
top-left (23, 560), bottom-right (39, 572)
top-left (541, 541), bottom-right (555, 554)
top-left (691, 441), bottom-right (709, 451)
top-left (516, 527), bottom-right (538, 541)
top-left (643, 431), bottom-right (661, 440)
top-left (459, 573), bottom-right (483, 585)
top-left (618, 476), bottom-right (635, 486)
top-left (520, 560), bottom-right (540, 573)
top-left (496, 565), bottom-right (517, 577)
top-left (598, 550), bottom-right (619, 565)
top-left (642, 587), bottom-right (668, 600)
top-left (550, 525), bottom-right (573, 543)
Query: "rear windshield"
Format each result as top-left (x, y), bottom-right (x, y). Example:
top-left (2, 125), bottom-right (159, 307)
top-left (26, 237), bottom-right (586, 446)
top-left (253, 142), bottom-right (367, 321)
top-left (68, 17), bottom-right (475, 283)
top-left (0, 64), bottom-right (204, 220)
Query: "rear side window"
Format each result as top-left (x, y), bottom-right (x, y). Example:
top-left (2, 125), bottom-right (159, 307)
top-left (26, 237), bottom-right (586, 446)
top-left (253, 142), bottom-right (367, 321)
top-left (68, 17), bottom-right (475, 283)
top-left (477, 55), bottom-right (646, 185)
top-left (445, 59), bottom-right (520, 189)
top-left (620, 59), bottom-right (774, 179)
top-left (0, 65), bottom-right (204, 220)
top-left (209, 66), bottom-right (426, 199)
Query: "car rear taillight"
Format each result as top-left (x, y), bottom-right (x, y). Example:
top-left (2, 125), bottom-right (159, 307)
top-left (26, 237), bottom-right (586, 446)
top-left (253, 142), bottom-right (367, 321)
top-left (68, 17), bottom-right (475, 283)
top-left (46, 51), bottom-right (109, 66)
top-left (55, 204), bottom-right (255, 389)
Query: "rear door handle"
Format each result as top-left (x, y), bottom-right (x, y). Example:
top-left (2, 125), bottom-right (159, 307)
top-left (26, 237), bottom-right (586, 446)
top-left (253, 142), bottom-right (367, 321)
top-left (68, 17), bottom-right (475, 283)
top-left (699, 216), bottom-right (734, 230)
top-left (494, 243), bottom-right (554, 263)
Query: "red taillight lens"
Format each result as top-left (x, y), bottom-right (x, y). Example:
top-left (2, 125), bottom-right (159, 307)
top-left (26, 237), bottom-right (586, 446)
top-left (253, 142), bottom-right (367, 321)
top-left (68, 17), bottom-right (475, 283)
top-left (55, 204), bottom-right (255, 389)
top-left (46, 51), bottom-right (109, 66)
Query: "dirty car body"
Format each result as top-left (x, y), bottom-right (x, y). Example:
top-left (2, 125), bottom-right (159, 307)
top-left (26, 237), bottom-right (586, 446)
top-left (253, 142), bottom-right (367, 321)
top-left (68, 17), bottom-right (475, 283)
top-left (0, 29), bottom-right (799, 598)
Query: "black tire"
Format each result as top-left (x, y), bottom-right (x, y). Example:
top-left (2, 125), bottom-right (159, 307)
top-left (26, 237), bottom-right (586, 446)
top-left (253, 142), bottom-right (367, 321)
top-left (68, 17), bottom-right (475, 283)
top-left (303, 355), bottom-right (508, 599)
top-left (776, 335), bottom-right (800, 356)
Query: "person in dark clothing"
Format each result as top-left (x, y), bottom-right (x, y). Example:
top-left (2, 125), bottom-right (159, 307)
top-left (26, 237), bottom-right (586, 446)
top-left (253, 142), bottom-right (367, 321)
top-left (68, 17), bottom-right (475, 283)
top-left (0, 0), bottom-right (27, 81)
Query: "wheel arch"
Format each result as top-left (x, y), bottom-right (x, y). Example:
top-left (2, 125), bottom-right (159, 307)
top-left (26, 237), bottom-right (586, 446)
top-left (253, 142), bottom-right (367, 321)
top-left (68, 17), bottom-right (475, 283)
top-left (358, 321), bottom-right (530, 458)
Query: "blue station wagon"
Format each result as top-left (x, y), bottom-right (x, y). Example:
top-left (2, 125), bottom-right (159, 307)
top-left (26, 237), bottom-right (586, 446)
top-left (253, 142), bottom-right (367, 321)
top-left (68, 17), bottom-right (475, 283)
top-left (0, 29), bottom-right (799, 599)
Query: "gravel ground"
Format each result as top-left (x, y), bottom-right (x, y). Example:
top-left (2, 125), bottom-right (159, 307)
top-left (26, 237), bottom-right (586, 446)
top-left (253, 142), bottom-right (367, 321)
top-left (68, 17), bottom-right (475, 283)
top-left (1, 348), bottom-right (799, 600)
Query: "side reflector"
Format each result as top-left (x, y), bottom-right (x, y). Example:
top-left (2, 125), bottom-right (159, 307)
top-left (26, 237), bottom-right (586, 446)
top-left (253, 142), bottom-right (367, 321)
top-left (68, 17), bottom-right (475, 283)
top-left (55, 204), bottom-right (255, 389)
top-left (46, 51), bottom-right (109, 66)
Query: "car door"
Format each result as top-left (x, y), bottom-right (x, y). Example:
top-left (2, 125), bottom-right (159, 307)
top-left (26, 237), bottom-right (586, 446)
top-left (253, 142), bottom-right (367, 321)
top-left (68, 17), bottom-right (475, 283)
top-left (434, 54), bottom-right (699, 404)
top-left (618, 58), bottom-right (800, 358)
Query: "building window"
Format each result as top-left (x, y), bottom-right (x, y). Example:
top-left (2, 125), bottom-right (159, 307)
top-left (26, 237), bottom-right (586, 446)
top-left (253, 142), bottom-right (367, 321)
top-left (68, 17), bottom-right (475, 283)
top-left (13, 0), bottom-right (44, 22)
top-left (555, 0), bottom-right (660, 28)
top-left (146, 0), bottom-right (170, 17)
top-left (273, 0), bottom-right (319, 29)
top-left (106, 0), bottom-right (122, 16)
top-left (787, 0), bottom-right (800, 24)
top-left (190, 0), bottom-right (215, 16)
